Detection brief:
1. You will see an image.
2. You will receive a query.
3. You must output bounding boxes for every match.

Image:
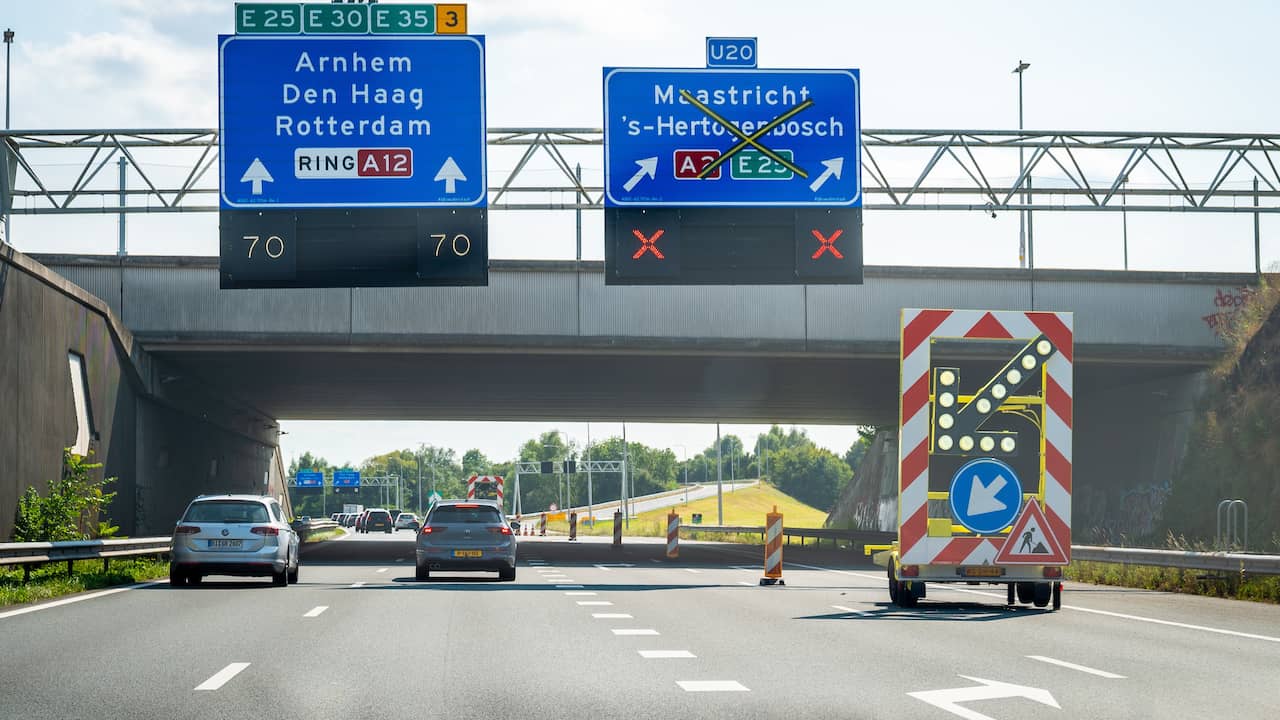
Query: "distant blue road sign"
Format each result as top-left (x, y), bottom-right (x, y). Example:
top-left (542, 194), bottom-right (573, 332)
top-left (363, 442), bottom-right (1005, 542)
top-left (949, 458), bottom-right (1023, 535)
top-left (295, 470), bottom-right (323, 487)
top-left (603, 68), bottom-right (860, 207)
top-left (219, 34), bottom-right (486, 209)
top-left (706, 37), bottom-right (757, 68)
top-left (333, 469), bottom-right (361, 488)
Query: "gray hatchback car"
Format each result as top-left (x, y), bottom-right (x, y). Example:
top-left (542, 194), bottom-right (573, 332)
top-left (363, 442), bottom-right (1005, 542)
top-left (415, 500), bottom-right (516, 581)
top-left (169, 494), bottom-right (300, 587)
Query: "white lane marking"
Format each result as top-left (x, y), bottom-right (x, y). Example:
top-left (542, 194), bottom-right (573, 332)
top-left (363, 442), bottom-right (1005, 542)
top-left (684, 568), bottom-right (702, 574)
top-left (376, 568), bottom-right (388, 574)
top-left (1027, 655), bottom-right (1126, 679)
top-left (195, 662), bottom-right (251, 691)
top-left (677, 680), bottom-right (749, 692)
top-left (640, 650), bottom-right (696, 658)
top-left (786, 561), bottom-right (1280, 646)
top-left (556, 584), bottom-right (585, 589)
top-left (564, 592), bottom-right (598, 596)
top-left (650, 559), bottom-right (661, 564)
top-left (593, 613), bottom-right (633, 619)
top-left (577, 601), bottom-right (613, 606)
top-left (737, 581), bottom-right (754, 586)
top-left (395, 558), bottom-right (405, 562)
top-left (350, 582), bottom-right (365, 588)
top-left (0, 580), bottom-right (165, 621)
top-left (302, 606), bottom-right (329, 618)
top-left (832, 604), bottom-right (872, 617)
top-left (612, 628), bottom-right (659, 636)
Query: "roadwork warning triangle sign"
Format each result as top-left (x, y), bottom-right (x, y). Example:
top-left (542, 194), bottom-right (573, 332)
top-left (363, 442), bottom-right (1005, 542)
top-left (995, 499), bottom-right (1067, 564)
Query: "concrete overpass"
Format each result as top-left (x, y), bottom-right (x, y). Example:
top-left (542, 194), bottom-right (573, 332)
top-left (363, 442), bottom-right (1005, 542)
top-left (38, 254), bottom-right (1236, 425)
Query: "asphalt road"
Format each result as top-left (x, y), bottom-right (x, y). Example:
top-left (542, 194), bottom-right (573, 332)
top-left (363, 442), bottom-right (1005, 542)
top-left (2, 529), bottom-right (1278, 719)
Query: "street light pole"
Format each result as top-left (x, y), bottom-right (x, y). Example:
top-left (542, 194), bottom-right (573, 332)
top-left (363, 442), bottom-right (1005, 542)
top-left (3, 29), bottom-right (13, 247)
top-left (716, 423), bottom-right (723, 526)
top-left (674, 444), bottom-right (688, 505)
top-left (1013, 60), bottom-right (1030, 269)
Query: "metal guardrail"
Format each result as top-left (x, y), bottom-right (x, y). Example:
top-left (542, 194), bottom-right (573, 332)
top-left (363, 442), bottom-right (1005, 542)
top-left (1072, 545), bottom-right (1280, 576)
top-left (680, 525), bottom-right (895, 548)
top-left (0, 537), bottom-right (171, 581)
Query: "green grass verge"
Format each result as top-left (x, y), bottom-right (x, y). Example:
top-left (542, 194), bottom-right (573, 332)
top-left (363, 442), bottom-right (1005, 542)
top-left (1067, 560), bottom-right (1280, 604)
top-left (302, 527), bottom-right (347, 544)
top-left (0, 557), bottom-right (169, 608)
top-left (544, 483), bottom-right (828, 543)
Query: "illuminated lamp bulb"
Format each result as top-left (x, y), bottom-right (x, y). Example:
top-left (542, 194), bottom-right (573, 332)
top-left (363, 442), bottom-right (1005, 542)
top-left (1037, 340), bottom-right (1053, 355)
top-left (939, 370), bottom-right (956, 386)
top-left (980, 436), bottom-right (995, 452)
top-left (958, 436), bottom-right (974, 452)
top-left (1021, 355), bottom-right (1037, 370)
top-left (976, 398), bottom-right (992, 414)
top-left (939, 392), bottom-right (955, 408)
top-left (991, 384), bottom-right (1007, 400)
top-left (937, 435), bottom-right (954, 451)
top-left (938, 414), bottom-right (954, 430)
top-left (1006, 369), bottom-right (1022, 385)
top-left (1000, 437), bottom-right (1016, 453)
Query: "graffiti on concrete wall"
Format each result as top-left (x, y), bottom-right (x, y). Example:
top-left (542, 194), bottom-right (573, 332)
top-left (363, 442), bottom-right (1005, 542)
top-left (1202, 286), bottom-right (1260, 338)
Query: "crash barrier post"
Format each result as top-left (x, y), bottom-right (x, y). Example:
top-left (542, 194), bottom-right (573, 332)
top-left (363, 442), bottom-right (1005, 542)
top-left (666, 512), bottom-right (680, 559)
top-left (539, 513), bottom-right (547, 536)
top-left (613, 510), bottom-right (623, 548)
top-left (569, 512), bottom-right (578, 541)
top-left (760, 506), bottom-right (784, 586)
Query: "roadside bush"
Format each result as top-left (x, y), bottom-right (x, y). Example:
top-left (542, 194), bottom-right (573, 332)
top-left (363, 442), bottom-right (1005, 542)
top-left (11, 449), bottom-right (118, 542)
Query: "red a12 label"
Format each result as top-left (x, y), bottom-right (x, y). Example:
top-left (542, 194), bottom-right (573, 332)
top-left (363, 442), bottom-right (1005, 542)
top-left (294, 148), bottom-right (413, 178)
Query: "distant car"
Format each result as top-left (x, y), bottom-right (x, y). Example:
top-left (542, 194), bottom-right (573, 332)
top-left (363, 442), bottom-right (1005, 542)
top-left (330, 512), bottom-right (341, 521)
top-left (394, 512), bottom-right (420, 532)
top-left (364, 508), bottom-right (394, 533)
top-left (340, 513), bottom-right (355, 527)
top-left (355, 510), bottom-right (369, 532)
top-left (169, 494), bottom-right (299, 587)
top-left (416, 500), bottom-right (516, 582)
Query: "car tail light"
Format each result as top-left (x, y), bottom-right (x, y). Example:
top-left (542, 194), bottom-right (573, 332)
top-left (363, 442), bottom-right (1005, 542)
top-left (488, 526), bottom-right (513, 535)
top-left (421, 526), bottom-right (445, 535)
top-left (900, 565), bottom-right (919, 577)
top-left (456, 503), bottom-right (479, 508)
top-left (251, 526), bottom-right (280, 536)
top-left (174, 525), bottom-right (200, 534)
top-left (1043, 566), bottom-right (1063, 579)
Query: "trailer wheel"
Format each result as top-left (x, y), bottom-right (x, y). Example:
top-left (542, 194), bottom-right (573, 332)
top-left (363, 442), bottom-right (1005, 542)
top-left (1033, 582), bottom-right (1052, 608)
top-left (1016, 581), bottom-right (1034, 604)
top-left (1006, 583), bottom-right (1016, 606)
top-left (898, 581), bottom-right (919, 608)
top-left (1052, 582), bottom-right (1062, 610)
top-left (887, 560), bottom-right (900, 604)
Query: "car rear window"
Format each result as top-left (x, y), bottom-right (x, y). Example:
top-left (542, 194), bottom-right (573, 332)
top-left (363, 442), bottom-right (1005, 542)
top-left (429, 506), bottom-right (503, 524)
top-left (184, 501), bottom-right (269, 524)
top-left (369, 511), bottom-right (390, 520)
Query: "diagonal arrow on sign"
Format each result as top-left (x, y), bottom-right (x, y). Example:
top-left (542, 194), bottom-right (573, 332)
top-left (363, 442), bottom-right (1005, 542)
top-left (967, 474), bottom-right (1008, 516)
top-left (908, 675), bottom-right (1060, 720)
top-left (623, 157), bottom-right (658, 192)
top-left (808, 157), bottom-right (844, 192)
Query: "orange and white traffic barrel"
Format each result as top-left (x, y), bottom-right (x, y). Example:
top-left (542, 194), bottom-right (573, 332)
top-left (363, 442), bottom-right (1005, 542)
top-left (569, 511), bottom-right (578, 541)
top-left (612, 510), bottom-right (623, 548)
top-left (760, 505), bottom-right (784, 586)
top-left (666, 512), bottom-right (680, 559)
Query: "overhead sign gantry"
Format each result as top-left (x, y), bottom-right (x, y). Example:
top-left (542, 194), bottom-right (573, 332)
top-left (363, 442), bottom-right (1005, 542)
top-left (218, 2), bottom-right (486, 289)
top-left (603, 40), bottom-right (862, 285)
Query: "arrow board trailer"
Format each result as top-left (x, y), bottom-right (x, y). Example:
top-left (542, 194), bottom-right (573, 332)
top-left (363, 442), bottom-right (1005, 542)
top-left (602, 66), bottom-right (863, 285)
top-left (217, 34), bottom-right (488, 289)
top-left (869, 308), bottom-right (1074, 612)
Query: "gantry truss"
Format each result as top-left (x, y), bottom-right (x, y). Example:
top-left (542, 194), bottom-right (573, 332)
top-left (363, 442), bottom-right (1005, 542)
top-left (3, 128), bottom-right (1279, 215)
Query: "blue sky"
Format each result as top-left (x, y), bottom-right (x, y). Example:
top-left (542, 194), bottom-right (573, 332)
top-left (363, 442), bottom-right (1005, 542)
top-left (4, 0), bottom-right (1276, 465)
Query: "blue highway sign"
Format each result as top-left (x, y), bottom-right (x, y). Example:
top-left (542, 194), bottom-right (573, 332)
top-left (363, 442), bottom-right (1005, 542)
top-left (949, 458), bottom-right (1023, 535)
top-left (603, 68), bottom-right (860, 207)
top-left (295, 470), bottom-right (324, 487)
top-left (333, 469), bottom-right (361, 488)
top-left (219, 34), bottom-right (486, 209)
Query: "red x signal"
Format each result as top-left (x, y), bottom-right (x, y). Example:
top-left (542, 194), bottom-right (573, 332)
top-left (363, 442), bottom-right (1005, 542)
top-left (811, 228), bottom-right (845, 260)
top-left (632, 229), bottom-right (666, 259)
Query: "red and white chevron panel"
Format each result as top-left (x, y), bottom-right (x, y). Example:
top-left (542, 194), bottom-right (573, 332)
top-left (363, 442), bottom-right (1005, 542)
top-left (466, 475), bottom-right (505, 502)
top-left (898, 308), bottom-right (1073, 566)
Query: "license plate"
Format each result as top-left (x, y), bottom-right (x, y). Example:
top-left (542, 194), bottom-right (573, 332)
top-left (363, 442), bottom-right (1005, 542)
top-left (963, 566), bottom-right (1003, 577)
top-left (208, 539), bottom-right (243, 549)
top-left (453, 550), bottom-right (482, 558)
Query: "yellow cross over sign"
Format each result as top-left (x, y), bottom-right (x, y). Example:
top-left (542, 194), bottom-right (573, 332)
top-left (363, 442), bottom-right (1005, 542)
top-left (677, 89), bottom-right (813, 179)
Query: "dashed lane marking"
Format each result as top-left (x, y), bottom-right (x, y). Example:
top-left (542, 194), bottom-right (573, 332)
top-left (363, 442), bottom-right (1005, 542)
top-left (564, 592), bottom-right (598, 596)
top-left (684, 568), bottom-right (702, 574)
top-left (677, 681), bottom-right (748, 692)
top-left (303, 606), bottom-right (329, 618)
top-left (577, 601), bottom-right (613, 606)
top-left (350, 582), bottom-right (365, 588)
top-left (640, 650), bottom-right (695, 659)
top-left (831, 604), bottom-right (871, 617)
top-left (1027, 655), bottom-right (1126, 678)
top-left (612, 629), bottom-right (659, 636)
top-left (592, 613), bottom-right (632, 619)
top-left (194, 663), bottom-right (251, 691)
top-left (737, 581), bottom-right (754, 586)
top-left (376, 568), bottom-right (388, 574)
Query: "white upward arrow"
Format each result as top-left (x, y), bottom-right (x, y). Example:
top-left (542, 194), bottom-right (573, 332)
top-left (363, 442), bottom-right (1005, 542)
top-left (808, 157), bottom-right (844, 192)
top-left (967, 474), bottom-right (1008, 516)
top-left (908, 675), bottom-right (1060, 720)
top-left (240, 158), bottom-right (273, 195)
top-left (623, 157), bottom-right (658, 192)
top-left (434, 157), bottom-right (466, 194)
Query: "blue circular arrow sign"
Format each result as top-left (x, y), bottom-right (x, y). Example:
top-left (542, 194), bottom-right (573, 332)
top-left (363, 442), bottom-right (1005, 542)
top-left (949, 457), bottom-right (1023, 535)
